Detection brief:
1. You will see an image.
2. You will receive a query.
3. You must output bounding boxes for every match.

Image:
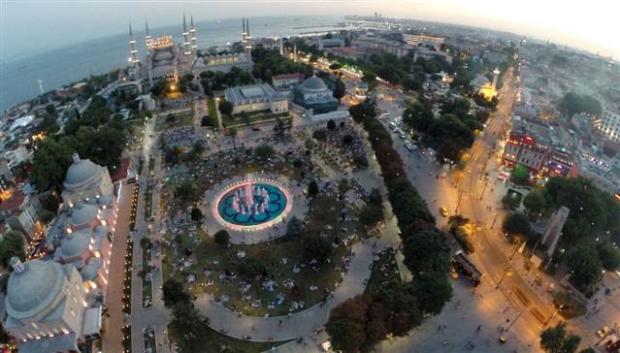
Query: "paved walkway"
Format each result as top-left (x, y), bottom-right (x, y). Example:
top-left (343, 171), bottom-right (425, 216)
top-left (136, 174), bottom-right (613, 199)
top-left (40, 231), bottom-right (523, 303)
top-left (101, 183), bottom-right (134, 353)
top-left (129, 117), bottom-right (410, 352)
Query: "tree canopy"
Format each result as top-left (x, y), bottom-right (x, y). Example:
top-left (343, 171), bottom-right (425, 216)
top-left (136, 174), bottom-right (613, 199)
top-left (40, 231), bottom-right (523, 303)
top-left (559, 92), bottom-right (602, 117)
top-left (0, 231), bottom-right (26, 268)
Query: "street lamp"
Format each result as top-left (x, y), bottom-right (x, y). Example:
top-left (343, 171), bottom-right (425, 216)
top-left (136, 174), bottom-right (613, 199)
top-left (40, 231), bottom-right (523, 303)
top-left (496, 266), bottom-right (513, 289)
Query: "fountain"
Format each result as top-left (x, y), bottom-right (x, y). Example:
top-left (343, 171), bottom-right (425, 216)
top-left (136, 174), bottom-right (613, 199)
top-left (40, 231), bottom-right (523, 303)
top-left (214, 177), bottom-right (292, 231)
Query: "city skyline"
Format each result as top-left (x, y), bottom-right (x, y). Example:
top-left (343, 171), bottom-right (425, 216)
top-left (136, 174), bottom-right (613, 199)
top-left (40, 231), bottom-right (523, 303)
top-left (1, 0), bottom-right (619, 63)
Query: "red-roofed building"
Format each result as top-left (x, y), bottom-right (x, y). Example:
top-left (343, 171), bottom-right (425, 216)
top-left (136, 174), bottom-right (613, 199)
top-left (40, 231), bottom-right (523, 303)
top-left (272, 73), bottom-right (305, 89)
top-left (110, 158), bottom-right (130, 182)
top-left (0, 188), bottom-right (39, 237)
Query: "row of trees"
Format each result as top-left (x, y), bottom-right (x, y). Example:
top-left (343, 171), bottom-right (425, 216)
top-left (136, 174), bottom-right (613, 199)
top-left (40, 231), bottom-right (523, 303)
top-left (251, 47), bottom-right (313, 83)
top-left (162, 279), bottom-right (210, 353)
top-left (30, 95), bottom-right (128, 192)
top-left (540, 322), bottom-right (595, 353)
top-left (325, 101), bottom-right (453, 352)
top-left (404, 97), bottom-right (488, 163)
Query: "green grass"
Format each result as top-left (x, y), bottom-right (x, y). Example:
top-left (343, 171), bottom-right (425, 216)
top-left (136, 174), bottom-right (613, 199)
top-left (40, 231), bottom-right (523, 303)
top-left (156, 110), bottom-right (193, 131)
top-left (222, 111), bottom-right (290, 129)
top-left (164, 193), bottom-right (363, 316)
top-left (169, 323), bottom-right (289, 353)
top-left (142, 240), bottom-right (153, 307)
top-left (207, 97), bottom-right (218, 122)
top-left (365, 249), bottom-right (401, 295)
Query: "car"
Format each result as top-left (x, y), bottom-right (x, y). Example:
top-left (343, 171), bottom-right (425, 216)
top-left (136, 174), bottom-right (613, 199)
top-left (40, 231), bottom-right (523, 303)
top-left (405, 143), bottom-right (417, 151)
top-left (399, 132), bottom-right (406, 139)
top-left (449, 266), bottom-right (459, 280)
top-left (439, 206), bottom-right (449, 217)
top-left (596, 326), bottom-right (610, 338)
top-left (498, 336), bottom-right (507, 344)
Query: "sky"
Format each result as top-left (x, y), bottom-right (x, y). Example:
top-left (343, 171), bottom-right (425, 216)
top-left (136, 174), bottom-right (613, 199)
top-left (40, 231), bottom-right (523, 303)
top-left (1, 0), bottom-right (619, 62)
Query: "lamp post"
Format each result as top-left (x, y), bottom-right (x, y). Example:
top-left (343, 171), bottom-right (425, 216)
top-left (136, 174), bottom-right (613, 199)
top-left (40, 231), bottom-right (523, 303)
top-left (544, 304), bottom-right (564, 327)
top-left (496, 266), bottom-right (513, 289)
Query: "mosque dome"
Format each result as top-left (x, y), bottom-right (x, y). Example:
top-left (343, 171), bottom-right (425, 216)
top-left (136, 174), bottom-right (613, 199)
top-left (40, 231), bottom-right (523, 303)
top-left (69, 203), bottom-right (98, 227)
top-left (301, 76), bottom-right (328, 92)
top-left (6, 259), bottom-right (65, 320)
top-left (60, 229), bottom-right (91, 258)
top-left (64, 154), bottom-right (101, 189)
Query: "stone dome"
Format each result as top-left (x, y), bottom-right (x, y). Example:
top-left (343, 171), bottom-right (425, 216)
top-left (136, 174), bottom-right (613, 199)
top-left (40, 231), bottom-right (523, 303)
top-left (6, 259), bottom-right (65, 320)
top-left (64, 153), bottom-right (101, 189)
top-left (301, 76), bottom-right (328, 92)
top-left (60, 229), bottom-right (91, 258)
top-left (70, 203), bottom-right (98, 227)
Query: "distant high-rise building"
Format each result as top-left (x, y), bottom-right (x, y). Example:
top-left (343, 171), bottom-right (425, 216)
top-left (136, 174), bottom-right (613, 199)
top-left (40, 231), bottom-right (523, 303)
top-left (599, 106), bottom-right (620, 142)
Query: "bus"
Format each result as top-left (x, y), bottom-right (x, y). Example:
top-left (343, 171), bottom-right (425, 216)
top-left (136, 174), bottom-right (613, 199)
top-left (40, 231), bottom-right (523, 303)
top-left (451, 250), bottom-right (483, 286)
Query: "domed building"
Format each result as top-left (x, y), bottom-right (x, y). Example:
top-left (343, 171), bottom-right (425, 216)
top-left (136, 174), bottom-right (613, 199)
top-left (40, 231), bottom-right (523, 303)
top-left (3, 257), bottom-right (100, 353)
top-left (293, 76), bottom-right (339, 115)
top-left (61, 153), bottom-right (113, 206)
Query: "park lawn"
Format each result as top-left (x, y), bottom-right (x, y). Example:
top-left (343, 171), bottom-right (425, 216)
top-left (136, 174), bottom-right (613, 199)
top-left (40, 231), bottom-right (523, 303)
top-left (164, 193), bottom-right (361, 316)
top-left (365, 249), bottom-right (401, 296)
top-left (156, 110), bottom-right (193, 131)
top-left (169, 323), bottom-right (289, 353)
top-left (207, 97), bottom-right (218, 121)
top-left (221, 111), bottom-right (290, 129)
top-left (144, 187), bottom-right (153, 220)
top-left (141, 241), bottom-right (153, 306)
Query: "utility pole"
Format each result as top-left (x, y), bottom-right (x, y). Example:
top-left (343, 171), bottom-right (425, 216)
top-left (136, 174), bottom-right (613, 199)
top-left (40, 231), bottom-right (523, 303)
top-left (479, 176), bottom-right (489, 200)
top-left (496, 266), bottom-right (512, 289)
top-left (455, 189), bottom-right (466, 214)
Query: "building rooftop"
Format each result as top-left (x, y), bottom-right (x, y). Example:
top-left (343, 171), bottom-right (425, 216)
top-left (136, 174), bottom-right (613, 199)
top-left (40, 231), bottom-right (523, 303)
top-left (5, 259), bottom-right (65, 320)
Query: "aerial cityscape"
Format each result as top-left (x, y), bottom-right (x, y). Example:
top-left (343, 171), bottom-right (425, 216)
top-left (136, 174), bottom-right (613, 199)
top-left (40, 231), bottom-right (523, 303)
top-left (0, 2), bottom-right (619, 353)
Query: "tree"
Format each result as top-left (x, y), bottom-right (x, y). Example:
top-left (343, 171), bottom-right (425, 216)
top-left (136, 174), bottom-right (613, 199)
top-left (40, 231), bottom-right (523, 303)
top-left (566, 243), bottom-right (602, 292)
top-left (596, 242), bottom-right (620, 271)
top-left (510, 165), bottom-right (530, 185)
top-left (162, 278), bottom-right (191, 307)
top-left (403, 103), bottom-right (434, 133)
top-left (30, 136), bottom-right (76, 191)
top-left (170, 302), bottom-right (208, 345)
top-left (0, 231), bottom-right (26, 268)
top-left (254, 144), bottom-right (275, 160)
top-left (402, 229), bottom-right (450, 275)
top-left (312, 129), bottom-right (327, 142)
top-left (213, 230), bottom-right (230, 246)
top-left (308, 180), bottom-right (319, 197)
top-left (368, 188), bottom-right (382, 206)
top-left (175, 181), bottom-right (199, 205)
top-left (559, 92), bottom-right (602, 117)
top-left (238, 258), bottom-right (266, 279)
top-left (327, 119), bottom-right (337, 131)
top-left (412, 274), bottom-right (453, 314)
top-left (303, 234), bottom-right (333, 262)
top-left (332, 78), bottom-right (346, 101)
top-left (359, 204), bottom-right (383, 227)
top-left (190, 208), bottom-right (203, 222)
top-left (286, 217), bottom-right (303, 237)
top-left (502, 212), bottom-right (535, 241)
top-left (540, 322), bottom-right (581, 353)
top-left (218, 99), bottom-right (233, 117)
top-left (524, 189), bottom-right (547, 219)
top-left (349, 100), bottom-right (376, 123)
top-left (326, 295), bottom-right (372, 353)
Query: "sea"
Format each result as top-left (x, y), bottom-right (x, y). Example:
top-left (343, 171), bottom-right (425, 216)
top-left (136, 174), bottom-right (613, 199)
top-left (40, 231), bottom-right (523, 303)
top-left (0, 16), bottom-right (347, 113)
